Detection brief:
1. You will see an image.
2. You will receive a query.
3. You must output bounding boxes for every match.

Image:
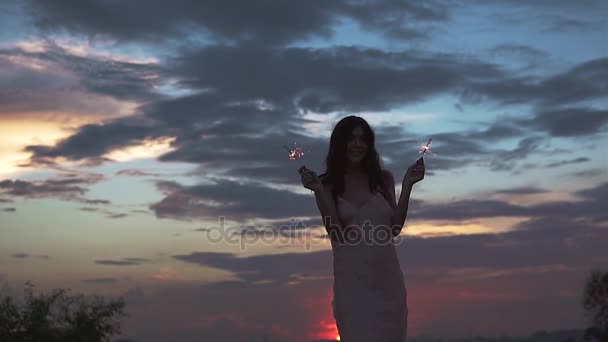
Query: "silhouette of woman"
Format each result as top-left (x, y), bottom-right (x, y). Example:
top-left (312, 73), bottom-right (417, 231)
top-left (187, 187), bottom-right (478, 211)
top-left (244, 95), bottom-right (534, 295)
top-left (299, 116), bottom-right (424, 341)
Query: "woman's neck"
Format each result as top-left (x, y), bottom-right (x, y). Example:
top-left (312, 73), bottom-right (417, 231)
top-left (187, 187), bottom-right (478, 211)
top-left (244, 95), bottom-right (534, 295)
top-left (345, 160), bottom-right (364, 173)
top-left (345, 164), bottom-right (365, 176)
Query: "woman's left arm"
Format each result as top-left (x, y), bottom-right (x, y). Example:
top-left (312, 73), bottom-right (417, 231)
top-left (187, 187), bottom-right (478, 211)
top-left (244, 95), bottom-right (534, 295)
top-left (384, 158), bottom-right (424, 236)
top-left (384, 171), bottom-right (410, 237)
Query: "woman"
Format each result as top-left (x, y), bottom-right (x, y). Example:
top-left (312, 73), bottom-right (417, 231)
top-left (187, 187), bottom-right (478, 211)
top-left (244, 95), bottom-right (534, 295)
top-left (299, 116), bottom-right (424, 341)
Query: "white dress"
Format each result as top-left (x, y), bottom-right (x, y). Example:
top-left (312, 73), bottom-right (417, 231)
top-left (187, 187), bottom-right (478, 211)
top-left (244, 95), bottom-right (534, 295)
top-left (331, 191), bottom-right (407, 342)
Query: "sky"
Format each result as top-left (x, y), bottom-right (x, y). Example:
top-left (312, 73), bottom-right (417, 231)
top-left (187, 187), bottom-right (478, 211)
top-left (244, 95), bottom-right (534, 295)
top-left (0, 0), bottom-right (607, 341)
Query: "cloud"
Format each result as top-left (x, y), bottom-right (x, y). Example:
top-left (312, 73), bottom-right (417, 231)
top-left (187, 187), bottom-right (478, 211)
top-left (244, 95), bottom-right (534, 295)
top-left (21, 44), bottom-right (604, 179)
top-left (161, 191), bottom-right (607, 339)
top-left (15, 46), bottom-right (508, 179)
top-left (469, 57), bottom-right (608, 108)
top-left (413, 181), bottom-right (608, 223)
top-left (149, 178), bottom-right (318, 221)
top-left (11, 253), bottom-right (29, 259)
top-left (174, 250), bottom-right (332, 284)
top-left (24, 115), bottom-right (166, 166)
top-left (84, 199), bottom-right (111, 205)
top-left (488, 136), bottom-right (545, 171)
top-left (568, 169), bottom-right (606, 178)
top-left (488, 43), bottom-right (552, 70)
top-left (0, 174), bottom-right (104, 202)
top-left (544, 157), bottom-right (590, 168)
top-left (519, 107), bottom-right (608, 137)
top-left (494, 186), bottom-right (548, 195)
top-left (95, 258), bottom-right (149, 266)
top-left (23, 0), bottom-right (448, 45)
top-left (106, 212), bottom-right (128, 219)
top-left (169, 186), bottom-right (608, 287)
top-left (168, 45), bottom-right (504, 114)
top-left (0, 42), bottom-right (163, 116)
top-left (479, 0), bottom-right (608, 35)
top-left (115, 168), bottom-right (185, 178)
top-left (541, 15), bottom-right (607, 33)
top-left (81, 277), bottom-right (120, 283)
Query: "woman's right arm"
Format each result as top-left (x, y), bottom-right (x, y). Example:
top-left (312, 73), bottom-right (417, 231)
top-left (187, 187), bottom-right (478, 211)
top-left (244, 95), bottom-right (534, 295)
top-left (314, 184), bottom-right (345, 243)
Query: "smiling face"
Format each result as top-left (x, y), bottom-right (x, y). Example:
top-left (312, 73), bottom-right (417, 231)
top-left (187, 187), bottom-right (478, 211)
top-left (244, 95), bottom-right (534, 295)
top-left (346, 125), bottom-right (368, 164)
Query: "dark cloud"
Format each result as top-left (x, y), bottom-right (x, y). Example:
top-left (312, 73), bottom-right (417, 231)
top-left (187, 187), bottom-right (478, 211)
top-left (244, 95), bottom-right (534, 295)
top-left (0, 174), bottom-right (104, 202)
top-left (84, 199), bottom-right (111, 205)
top-left (161, 195), bottom-right (607, 339)
top-left (478, 1), bottom-right (608, 35)
top-left (568, 169), bottom-right (606, 178)
top-left (544, 157), bottom-right (590, 168)
top-left (174, 250), bottom-right (332, 284)
top-left (400, 221), bottom-right (606, 271)
top-left (167, 181), bottom-right (608, 283)
top-left (115, 169), bottom-right (185, 178)
top-left (467, 121), bottom-right (525, 141)
top-left (380, 116), bottom-right (546, 175)
top-left (412, 198), bottom-right (527, 221)
top-left (494, 186), bottom-right (548, 195)
top-left (23, 45), bottom-right (604, 177)
top-left (163, 186), bottom-right (608, 317)
top-left (169, 45), bottom-right (503, 114)
top-left (81, 277), bottom-right (120, 283)
top-left (23, 0), bottom-right (448, 45)
top-left (106, 212), bottom-right (128, 219)
top-left (149, 178), bottom-right (318, 221)
top-left (33, 43), bottom-right (163, 101)
top-left (24, 115), bottom-right (166, 166)
top-left (488, 44), bottom-right (551, 70)
top-left (412, 181), bottom-right (608, 224)
top-left (95, 258), bottom-right (149, 266)
top-left (11, 253), bottom-right (29, 259)
top-left (541, 15), bottom-right (607, 33)
top-left (0, 43), bottom-right (164, 116)
top-left (488, 136), bottom-right (544, 171)
top-left (519, 107), bottom-right (608, 137)
top-left (381, 128), bottom-right (540, 175)
top-left (469, 57), bottom-right (608, 108)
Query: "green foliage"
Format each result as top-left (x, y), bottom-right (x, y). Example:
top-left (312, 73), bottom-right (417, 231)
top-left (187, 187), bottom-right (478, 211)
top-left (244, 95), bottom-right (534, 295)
top-left (0, 281), bottom-right (126, 342)
top-left (582, 270), bottom-right (608, 342)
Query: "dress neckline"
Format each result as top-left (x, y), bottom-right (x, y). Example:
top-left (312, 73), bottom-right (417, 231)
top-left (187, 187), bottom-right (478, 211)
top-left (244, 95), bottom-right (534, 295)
top-left (338, 192), bottom-right (380, 210)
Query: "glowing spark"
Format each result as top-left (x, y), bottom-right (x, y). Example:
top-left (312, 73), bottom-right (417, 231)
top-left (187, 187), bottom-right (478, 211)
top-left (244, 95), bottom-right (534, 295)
top-left (284, 143), bottom-right (306, 160)
top-left (418, 137), bottom-right (433, 156)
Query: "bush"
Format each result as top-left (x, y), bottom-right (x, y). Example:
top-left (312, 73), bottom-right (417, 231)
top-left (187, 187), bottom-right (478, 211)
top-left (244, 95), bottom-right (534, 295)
top-left (582, 271), bottom-right (608, 342)
top-left (0, 281), bottom-right (126, 342)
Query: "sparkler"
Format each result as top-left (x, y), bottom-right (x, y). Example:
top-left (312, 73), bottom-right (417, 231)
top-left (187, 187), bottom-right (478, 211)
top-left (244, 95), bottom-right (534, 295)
top-left (418, 137), bottom-right (433, 156)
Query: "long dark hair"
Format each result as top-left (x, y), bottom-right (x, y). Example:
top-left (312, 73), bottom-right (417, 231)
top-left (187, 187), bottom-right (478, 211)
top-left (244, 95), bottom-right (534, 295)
top-left (319, 115), bottom-right (389, 204)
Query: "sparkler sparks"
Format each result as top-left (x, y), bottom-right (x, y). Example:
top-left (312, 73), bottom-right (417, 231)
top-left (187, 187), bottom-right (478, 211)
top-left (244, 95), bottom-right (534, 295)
top-left (418, 137), bottom-right (433, 156)
top-left (284, 143), bottom-right (306, 160)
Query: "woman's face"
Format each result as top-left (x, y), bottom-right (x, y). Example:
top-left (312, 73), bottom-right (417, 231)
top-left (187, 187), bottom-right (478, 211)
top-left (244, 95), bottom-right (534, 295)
top-left (346, 125), bottom-right (368, 164)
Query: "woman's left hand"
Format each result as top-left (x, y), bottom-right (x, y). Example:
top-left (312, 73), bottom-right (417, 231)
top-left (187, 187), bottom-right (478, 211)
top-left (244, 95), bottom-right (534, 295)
top-left (403, 157), bottom-right (425, 187)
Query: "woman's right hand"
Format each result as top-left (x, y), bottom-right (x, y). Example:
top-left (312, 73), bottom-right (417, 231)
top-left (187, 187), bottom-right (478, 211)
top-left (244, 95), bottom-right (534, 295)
top-left (299, 165), bottom-right (323, 192)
